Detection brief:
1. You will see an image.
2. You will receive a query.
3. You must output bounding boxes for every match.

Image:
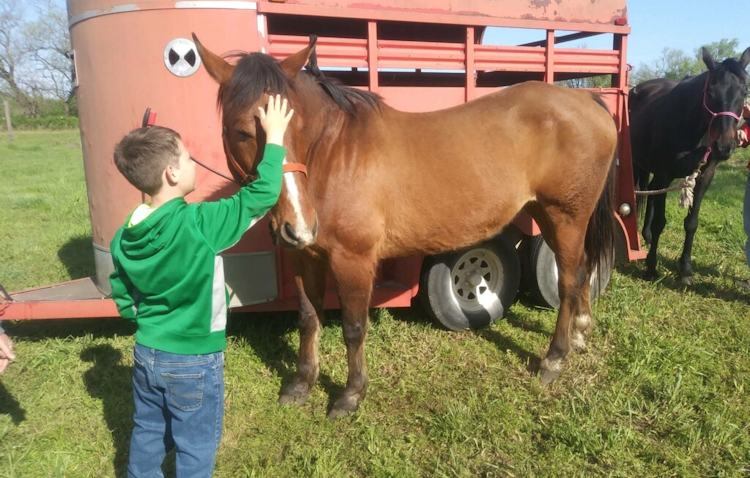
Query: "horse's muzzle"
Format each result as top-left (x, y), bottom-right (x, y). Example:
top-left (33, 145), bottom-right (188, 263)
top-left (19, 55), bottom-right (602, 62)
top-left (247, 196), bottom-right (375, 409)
top-left (278, 217), bottom-right (319, 250)
top-left (714, 139), bottom-right (736, 160)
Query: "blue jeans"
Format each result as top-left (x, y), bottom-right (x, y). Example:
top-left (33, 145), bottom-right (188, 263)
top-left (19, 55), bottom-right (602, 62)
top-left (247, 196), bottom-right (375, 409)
top-left (745, 171), bottom-right (750, 271)
top-left (128, 343), bottom-right (224, 478)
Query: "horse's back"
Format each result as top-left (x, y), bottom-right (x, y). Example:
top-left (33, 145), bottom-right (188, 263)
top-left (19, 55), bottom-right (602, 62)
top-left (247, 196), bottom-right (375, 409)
top-left (363, 81), bottom-right (617, 257)
top-left (629, 78), bottom-right (690, 172)
top-left (630, 78), bottom-right (680, 119)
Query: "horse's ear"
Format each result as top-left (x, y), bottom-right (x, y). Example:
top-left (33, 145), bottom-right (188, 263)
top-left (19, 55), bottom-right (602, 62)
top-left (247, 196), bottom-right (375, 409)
top-left (739, 46), bottom-right (750, 69)
top-left (192, 33), bottom-right (235, 85)
top-left (701, 47), bottom-right (716, 71)
top-left (279, 35), bottom-right (318, 79)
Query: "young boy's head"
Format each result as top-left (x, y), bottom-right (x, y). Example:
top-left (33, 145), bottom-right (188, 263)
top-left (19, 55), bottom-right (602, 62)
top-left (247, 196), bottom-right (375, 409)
top-left (113, 126), bottom-right (196, 197)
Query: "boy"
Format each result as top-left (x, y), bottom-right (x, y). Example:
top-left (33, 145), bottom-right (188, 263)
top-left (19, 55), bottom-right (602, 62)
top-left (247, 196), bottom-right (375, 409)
top-left (110, 95), bottom-right (293, 477)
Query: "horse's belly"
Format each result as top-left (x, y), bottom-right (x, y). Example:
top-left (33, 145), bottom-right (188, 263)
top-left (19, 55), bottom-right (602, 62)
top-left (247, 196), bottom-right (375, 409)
top-left (381, 196), bottom-right (529, 257)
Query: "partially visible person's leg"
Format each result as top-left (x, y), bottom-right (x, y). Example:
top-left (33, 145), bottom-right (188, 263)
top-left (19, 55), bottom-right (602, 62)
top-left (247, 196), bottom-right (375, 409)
top-left (128, 344), bottom-right (173, 478)
top-left (157, 350), bottom-right (224, 478)
top-left (741, 171), bottom-right (750, 289)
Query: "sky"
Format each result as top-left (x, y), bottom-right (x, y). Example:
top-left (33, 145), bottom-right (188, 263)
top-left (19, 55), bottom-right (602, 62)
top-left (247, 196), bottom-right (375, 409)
top-left (622, 0), bottom-right (750, 67)
top-left (484, 0), bottom-right (750, 68)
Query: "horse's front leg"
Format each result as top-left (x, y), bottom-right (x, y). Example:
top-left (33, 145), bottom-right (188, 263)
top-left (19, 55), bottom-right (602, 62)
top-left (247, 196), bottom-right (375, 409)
top-left (678, 162), bottom-right (717, 286)
top-left (327, 249), bottom-right (377, 420)
top-left (279, 253), bottom-right (328, 406)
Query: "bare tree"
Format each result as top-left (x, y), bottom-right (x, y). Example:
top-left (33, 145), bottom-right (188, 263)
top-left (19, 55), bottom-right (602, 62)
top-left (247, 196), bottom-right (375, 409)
top-left (0, 0), bottom-right (37, 115)
top-left (23, 0), bottom-right (75, 114)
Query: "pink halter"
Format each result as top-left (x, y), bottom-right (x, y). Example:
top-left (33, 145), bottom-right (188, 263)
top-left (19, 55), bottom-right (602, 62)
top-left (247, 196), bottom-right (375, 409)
top-left (701, 72), bottom-right (742, 163)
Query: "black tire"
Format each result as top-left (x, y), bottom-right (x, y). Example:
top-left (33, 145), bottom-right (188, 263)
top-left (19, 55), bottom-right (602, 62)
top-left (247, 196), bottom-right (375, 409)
top-left (523, 234), bottom-right (613, 310)
top-left (420, 237), bottom-right (521, 331)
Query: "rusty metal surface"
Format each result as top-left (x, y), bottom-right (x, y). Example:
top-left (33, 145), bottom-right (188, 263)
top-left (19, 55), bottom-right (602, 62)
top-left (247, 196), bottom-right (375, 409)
top-left (278, 0), bottom-right (627, 25)
top-left (68, 1), bottom-right (628, 26)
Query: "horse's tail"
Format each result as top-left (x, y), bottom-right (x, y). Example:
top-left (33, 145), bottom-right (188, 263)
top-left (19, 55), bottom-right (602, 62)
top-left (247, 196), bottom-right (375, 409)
top-left (586, 89), bottom-right (617, 283)
top-left (585, 149), bottom-right (617, 284)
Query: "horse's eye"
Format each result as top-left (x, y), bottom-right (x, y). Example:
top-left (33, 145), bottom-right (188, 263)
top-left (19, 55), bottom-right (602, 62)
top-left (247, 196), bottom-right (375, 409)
top-left (236, 129), bottom-right (253, 140)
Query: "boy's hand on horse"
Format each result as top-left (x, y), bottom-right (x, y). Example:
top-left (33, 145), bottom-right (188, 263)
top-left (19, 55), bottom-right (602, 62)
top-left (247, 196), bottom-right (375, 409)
top-left (259, 94), bottom-right (294, 146)
top-left (738, 128), bottom-right (748, 146)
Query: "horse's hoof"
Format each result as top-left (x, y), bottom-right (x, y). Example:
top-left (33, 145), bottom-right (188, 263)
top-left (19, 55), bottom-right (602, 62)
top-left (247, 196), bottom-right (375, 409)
top-left (278, 383), bottom-right (310, 406)
top-left (327, 395), bottom-right (360, 420)
top-left (539, 358), bottom-right (563, 384)
top-left (644, 270), bottom-right (659, 281)
top-left (680, 275), bottom-right (694, 287)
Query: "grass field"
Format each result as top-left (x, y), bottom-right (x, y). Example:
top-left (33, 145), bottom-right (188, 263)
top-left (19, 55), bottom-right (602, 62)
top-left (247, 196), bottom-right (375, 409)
top-left (1, 130), bottom-right (749, 477)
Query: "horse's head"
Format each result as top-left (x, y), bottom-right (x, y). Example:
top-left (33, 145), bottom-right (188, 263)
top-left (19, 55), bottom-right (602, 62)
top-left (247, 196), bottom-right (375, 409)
top-left (193, 34), bottom-right (319, 250)
top-left (701, 46), bottom-right (750, 159)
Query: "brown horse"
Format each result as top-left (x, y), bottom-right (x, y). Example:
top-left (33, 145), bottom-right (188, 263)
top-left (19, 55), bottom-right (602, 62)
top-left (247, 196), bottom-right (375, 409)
top-left (194, 35), bottom-right (618, 419)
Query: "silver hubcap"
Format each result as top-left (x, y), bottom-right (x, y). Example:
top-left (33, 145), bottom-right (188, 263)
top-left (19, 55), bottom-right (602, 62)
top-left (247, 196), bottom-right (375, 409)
top-left (450, 248), bottom-right (503, 312)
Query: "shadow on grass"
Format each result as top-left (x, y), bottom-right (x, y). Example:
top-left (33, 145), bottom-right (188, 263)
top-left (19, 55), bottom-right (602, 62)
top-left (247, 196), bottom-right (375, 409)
top-left (227, 311), bottom-right (346, 412)
top-left (80, 344), bottom-right (133, 478)
top-left (9, 318), bottom-right (135, 342)
top-left (58, 234), bottom-right (96, 280)
top-left (0, 382), bottom-right (26, 426)
top-left (400, 297), bottom-right (544, 374)
top-left (617, 259), bottom-right (750, 304)
top-left (477, 309), bottom-right (542, 374)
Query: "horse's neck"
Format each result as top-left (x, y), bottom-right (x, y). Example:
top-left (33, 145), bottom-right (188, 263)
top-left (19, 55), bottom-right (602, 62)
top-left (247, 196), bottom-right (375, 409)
top-left (295, 87), bottom-right (352, 161)
top-left (671, 73), bottom-right (712, 143)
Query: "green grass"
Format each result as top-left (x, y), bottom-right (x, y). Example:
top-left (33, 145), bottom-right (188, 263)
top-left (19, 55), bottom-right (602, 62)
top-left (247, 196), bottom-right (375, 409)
top-left (1, 131), bottom-right (750, 477)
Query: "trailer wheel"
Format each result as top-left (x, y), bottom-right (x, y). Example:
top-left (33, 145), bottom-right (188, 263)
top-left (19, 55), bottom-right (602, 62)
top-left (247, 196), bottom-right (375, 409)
top-left (523, 234), bottom-right (612, 309)
top-left (420, 238), bottom-right (520, 331)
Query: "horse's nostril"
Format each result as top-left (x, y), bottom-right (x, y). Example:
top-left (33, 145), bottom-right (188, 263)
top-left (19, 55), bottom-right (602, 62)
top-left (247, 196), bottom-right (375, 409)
top-left (284, 222), bottom-right (299, 242)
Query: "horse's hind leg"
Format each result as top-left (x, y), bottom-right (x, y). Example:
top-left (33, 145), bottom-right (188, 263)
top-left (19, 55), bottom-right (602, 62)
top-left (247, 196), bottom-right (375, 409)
top-left (570, 263), bottom-right (594, 354)
top-left (678, 162), bottom-right (717, 286)
top-left (327, 249), bottom-right (377, 420)
top-left (279, 254), bottom-right (327, 406)
top-left (642, 186), bottom-right (656, 246)
top-left (645, 174), bottom-right (671, 279)
top-left (537, 214), bottom-right (589, 383)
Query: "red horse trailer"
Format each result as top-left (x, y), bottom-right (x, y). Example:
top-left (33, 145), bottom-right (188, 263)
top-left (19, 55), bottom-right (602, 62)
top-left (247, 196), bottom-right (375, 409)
top-left (1, 0), bottom-right (644, 326)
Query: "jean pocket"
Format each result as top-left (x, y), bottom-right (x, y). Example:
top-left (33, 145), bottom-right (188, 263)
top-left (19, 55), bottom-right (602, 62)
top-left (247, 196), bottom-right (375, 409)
top-left (162, 372), bottom-right (205, 411)
top-left (132, 354), bottom-right (149, 392)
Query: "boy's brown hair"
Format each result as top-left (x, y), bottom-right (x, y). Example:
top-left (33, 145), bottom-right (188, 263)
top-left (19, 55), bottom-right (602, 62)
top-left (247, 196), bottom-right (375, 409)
top-left (113, 126), bottom-right (182, 195)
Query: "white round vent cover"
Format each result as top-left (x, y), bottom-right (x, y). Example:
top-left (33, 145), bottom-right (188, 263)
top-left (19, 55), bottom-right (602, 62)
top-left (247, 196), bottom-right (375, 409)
top-left (164, 38), bottom-right (201, 77)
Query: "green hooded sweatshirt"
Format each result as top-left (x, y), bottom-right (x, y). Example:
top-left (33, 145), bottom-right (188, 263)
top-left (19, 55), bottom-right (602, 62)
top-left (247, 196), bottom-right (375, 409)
top-left (109, 144), bottom-right (286, 355)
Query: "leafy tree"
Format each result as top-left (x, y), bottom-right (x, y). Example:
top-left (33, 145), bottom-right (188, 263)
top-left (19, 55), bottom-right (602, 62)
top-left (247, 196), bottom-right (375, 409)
top-left (630, 38), bottom-right (745, 85)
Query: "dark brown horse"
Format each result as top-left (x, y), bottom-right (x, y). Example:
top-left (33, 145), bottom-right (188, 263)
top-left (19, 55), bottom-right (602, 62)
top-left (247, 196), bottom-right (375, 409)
top-left (194, 35), bottom-right (617, 419)
top-left (630, 47), bottom-right (750, 284)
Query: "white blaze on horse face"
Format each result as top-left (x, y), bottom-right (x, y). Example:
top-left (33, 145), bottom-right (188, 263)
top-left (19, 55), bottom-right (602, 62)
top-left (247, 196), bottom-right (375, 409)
top-left (283, 158), bottom-right (315, 244)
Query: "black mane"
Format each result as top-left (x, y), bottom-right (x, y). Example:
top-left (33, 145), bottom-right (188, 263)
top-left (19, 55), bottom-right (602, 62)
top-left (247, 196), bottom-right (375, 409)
top-left (715, 57), bottom-right (749, 80)
top-left (218, 50), bottom-right (381, 118)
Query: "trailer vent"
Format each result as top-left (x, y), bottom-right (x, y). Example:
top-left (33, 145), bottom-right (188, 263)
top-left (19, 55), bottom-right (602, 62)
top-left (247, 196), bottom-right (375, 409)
top-left (164, 38), bottom-right (201, 77)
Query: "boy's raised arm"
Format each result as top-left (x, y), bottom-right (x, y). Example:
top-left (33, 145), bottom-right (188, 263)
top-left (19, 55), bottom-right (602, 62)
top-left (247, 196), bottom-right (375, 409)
top-left (195, 95), bottom-right (294, 252)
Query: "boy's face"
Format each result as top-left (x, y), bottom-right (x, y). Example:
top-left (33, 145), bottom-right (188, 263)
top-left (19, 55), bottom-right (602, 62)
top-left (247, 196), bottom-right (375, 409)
top-left (175, 139), bottom-right (196, 195)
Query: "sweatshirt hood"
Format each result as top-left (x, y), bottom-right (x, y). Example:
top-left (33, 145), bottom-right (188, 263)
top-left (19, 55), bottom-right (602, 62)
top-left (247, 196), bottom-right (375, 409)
top-left (119, 198), bottom-right (186, 260)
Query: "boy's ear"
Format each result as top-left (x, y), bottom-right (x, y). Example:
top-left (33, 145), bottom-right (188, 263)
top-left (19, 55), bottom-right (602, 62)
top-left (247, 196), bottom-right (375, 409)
top-left (164, 163), bottom-right (179, 185)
